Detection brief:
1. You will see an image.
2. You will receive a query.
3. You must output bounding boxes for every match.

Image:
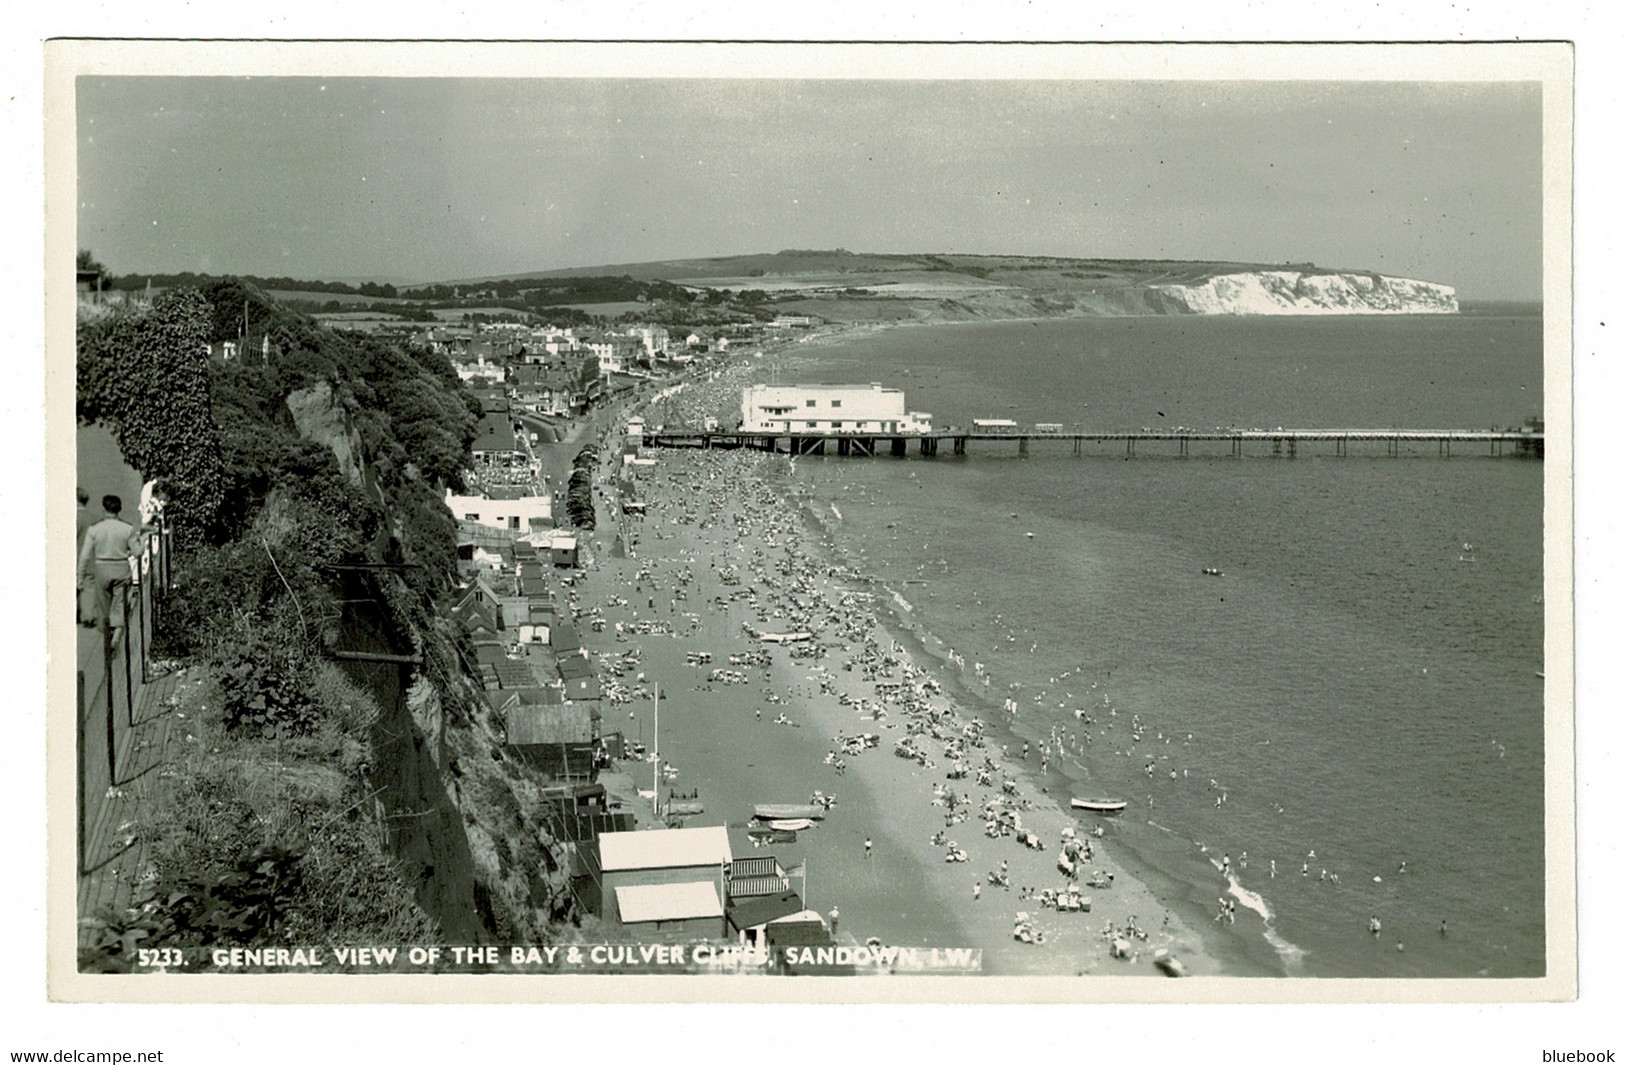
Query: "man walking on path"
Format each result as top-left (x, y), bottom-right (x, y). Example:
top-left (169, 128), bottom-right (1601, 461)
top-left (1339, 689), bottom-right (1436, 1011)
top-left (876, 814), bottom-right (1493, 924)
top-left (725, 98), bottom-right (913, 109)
top-left (78, 494), bottom-right (140, 630)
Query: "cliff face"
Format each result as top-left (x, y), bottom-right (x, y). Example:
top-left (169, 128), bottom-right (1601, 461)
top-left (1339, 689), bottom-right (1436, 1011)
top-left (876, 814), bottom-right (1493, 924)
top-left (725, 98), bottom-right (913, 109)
top-left (286, 380), bottom-right (368, 486)
top-left (285, 373), bottom-right (578, 943)
top-left (1149, 271), bottom-right (1459, 316)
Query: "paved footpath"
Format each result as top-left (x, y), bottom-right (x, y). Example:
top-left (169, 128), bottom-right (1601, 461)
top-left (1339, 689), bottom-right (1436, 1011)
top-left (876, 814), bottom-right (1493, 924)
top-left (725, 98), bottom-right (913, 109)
top-left (73, 423), bottom-right (183, 950)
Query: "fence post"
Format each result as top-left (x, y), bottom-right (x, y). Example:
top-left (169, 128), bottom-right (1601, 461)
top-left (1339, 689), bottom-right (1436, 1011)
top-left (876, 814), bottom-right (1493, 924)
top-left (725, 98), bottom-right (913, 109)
top-left (103, 622), bottom-right (117, 786)
top-left (121, 586), bottom-right (134, 728)
top-left (137, 575), bottom-right (149, 685)
top-left (77, 669), bottom-right (86, 877)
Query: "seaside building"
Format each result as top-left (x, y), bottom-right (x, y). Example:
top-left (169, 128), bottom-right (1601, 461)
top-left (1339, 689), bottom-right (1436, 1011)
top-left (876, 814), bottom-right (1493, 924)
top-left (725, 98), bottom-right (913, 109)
top-left (452, 352), bottom-right (506, 384)
top-left (631, 324), bottom-right (670, 359)
top-left (502, 682), bottom-right (599, 780)
top-left (740, 382), bottom-right (933, 434)
top-left (510, 364), bottom-right (580, 416)
top-left (445, 484), bottom-right (553, 537)
top-left (448, 556), bottom-right (603, 780)
top-left (585, 334), bottom-right (646, 375)
top-left (591, 826), bottom-right (733, 940)
top-left (722, 855), bottom-right (811, 949)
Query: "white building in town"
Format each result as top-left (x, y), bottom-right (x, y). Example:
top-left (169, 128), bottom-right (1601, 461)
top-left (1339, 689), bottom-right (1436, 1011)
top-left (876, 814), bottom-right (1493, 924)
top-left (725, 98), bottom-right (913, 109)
top-left (445, 486), bottom-right (553, 536)
top-left (740, 383), bottom-right (933, 434)
top-left (452, 353), bottom-right (506, 383)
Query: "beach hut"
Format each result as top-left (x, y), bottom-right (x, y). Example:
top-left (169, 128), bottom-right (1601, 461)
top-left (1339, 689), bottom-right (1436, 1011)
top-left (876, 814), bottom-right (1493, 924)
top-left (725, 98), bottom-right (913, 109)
top-left (727, 890), bottom-right (807, 950)
top-left (593, 826), bottom-right (733, 940)
top-left (504, 686), bottom-right (597, 779)
top-left (549, 533), bottom-right (579, 568)
top-left (498, 594), bottom-right (529, 629)
top-left (551, 622), bottom-right (582, 657)
top-left (763, 916), bottom-right (851, 975)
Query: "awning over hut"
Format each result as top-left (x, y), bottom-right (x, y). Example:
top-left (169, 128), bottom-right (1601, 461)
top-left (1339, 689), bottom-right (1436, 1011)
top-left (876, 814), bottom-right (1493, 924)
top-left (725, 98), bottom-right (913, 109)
top-left (615, 881), bottom-right (724, 924)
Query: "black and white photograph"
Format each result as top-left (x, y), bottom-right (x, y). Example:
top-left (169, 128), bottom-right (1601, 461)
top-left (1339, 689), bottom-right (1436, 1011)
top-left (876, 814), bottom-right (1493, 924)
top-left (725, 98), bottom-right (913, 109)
top-left (21, 21), bottom-right (1607, 1060)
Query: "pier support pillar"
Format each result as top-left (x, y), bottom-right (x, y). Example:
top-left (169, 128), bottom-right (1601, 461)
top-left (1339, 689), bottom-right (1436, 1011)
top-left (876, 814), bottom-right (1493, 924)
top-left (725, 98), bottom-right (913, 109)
top-left (1287, 438), bottom-right (1296, 459)
top-left (1018, 437), bottom-right (1030, 457)
top-left (891, 437), bottom-right (906, 457)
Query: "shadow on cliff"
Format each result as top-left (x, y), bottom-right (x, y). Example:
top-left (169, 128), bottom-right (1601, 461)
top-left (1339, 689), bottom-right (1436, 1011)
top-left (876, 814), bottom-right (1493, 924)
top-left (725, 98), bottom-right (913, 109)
top-left (336, 569), bottom-right (491, 943)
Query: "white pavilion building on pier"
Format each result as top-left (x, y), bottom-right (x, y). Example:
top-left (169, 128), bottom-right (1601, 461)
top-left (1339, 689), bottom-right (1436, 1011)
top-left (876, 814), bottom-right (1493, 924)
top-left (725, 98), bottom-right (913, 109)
top-left (740, 383), bottom-right (933, 434)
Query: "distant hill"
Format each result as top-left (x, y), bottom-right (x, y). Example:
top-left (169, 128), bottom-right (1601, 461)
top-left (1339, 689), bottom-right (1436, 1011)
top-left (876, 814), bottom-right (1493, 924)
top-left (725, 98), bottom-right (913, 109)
top-left (113, 252), bottom-right (1467, 324)
top-left (443, 249), bottom-right (1336, 287)
top-left (440, 249), bottom-right (911, 285)
top-left (435, 251), bottom-right (1460, 318)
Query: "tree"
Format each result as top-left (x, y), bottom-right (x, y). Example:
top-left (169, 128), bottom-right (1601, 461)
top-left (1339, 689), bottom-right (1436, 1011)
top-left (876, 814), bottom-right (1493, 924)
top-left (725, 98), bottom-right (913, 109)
top-left (77, 289), bottom-right (226, 549)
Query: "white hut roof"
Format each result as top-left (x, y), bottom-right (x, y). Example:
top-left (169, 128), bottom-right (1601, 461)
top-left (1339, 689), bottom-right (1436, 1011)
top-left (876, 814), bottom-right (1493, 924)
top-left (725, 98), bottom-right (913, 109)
top-left (615, 881), bottom-right (724, 924)
top-left (599, 825), bottom-right (732, 872)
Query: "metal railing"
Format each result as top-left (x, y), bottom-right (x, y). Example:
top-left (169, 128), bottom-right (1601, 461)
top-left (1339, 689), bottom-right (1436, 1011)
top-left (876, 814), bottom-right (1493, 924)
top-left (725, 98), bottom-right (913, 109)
top-left (76, 514), bottom-right (174, 877)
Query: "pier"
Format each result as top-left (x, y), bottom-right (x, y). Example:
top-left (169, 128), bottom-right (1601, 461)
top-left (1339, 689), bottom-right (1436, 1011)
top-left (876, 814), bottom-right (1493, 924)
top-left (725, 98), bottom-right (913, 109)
top-left (641, 426), bottom-right (1545, 460)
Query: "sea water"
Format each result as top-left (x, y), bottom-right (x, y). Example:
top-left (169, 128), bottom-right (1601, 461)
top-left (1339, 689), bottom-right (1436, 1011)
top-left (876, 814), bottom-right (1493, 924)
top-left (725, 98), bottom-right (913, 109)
top-left (784, 313), bottom-right (1545, 978)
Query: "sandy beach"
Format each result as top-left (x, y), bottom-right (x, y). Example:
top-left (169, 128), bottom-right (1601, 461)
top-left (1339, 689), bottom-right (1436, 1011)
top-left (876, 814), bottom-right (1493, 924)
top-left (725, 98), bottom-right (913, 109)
top-left (549, 355), bottom-right (1236, 978)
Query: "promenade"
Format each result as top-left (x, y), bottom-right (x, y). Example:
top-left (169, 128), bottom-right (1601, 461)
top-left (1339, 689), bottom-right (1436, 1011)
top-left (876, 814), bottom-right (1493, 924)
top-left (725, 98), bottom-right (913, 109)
top-left (75, 588), bottom-right (185, 932)
top-left (74, 425), bottom-right (182, 950)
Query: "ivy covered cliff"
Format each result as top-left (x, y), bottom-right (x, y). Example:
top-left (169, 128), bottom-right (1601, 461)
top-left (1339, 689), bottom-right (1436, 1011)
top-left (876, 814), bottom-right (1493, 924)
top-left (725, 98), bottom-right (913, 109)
top-left (77, 282), bottom-right (584, 969)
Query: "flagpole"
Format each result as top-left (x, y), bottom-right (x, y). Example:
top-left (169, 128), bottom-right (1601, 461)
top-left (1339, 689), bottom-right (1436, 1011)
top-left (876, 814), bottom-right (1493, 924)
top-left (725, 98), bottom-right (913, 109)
top-left (652, 681), bottom-right (660, 820)
top-left (643, 682), bottom-right (650, 825)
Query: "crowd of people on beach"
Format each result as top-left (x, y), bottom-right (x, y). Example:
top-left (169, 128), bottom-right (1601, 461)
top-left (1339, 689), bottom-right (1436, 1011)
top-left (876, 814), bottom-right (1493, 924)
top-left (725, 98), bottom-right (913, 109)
top-left (558, 357), bottom-right (1197, 968)
top-left (567, 345), bottom-right (1444, 968)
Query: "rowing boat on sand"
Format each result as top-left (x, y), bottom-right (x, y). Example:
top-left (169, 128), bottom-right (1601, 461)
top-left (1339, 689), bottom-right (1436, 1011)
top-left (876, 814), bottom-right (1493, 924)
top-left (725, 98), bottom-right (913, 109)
top-left (767, 818), bottom-right (815, 832)
top-left (753, 803), bottom-right (826, 821)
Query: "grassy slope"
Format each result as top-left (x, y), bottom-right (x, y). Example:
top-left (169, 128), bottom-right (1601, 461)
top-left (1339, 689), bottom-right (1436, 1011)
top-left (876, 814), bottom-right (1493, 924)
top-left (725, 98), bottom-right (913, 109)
top-left (446, 251), bottom-right (1416, 322)
top-left (463, 250), bottom-right (1335, 288)
top-left (280, 251), bottom-right (1445, 324)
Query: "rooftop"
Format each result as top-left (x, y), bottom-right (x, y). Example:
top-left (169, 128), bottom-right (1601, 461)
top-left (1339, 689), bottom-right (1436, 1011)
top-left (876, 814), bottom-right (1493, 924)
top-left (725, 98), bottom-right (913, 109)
top-left (614, 881), bottom-right (724, 924)
top-left (727, 890), bottom-right (806, 931)
top-left (599, 825), bottom-right (732, 873)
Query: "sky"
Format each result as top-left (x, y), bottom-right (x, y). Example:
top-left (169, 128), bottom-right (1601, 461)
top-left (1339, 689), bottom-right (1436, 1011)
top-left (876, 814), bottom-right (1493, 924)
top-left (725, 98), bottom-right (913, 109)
top-left (75, 76), bottom-right (1545, 300)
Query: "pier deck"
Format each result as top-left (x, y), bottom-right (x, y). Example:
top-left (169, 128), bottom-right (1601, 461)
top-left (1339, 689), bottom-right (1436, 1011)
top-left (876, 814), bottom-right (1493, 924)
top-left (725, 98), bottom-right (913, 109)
top-left (641, 427), bottom-right (1545, 459)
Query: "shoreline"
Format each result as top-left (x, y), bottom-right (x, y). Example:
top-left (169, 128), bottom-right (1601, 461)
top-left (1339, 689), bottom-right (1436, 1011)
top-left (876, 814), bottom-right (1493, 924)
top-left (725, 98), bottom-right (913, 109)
top-left (794, 488), bottom-right (1283, 978)
top-left (565, 362), bottom-right (1273, 978)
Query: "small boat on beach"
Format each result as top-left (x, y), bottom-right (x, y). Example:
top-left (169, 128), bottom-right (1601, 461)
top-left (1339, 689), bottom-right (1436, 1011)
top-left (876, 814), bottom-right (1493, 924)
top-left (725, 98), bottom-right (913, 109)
top-left (1071, 797), bottom-right (1128, 814)
top-left (767, 818), bottom-right (815, 832)
top-left (1153, 951), bottom-right (1187, 977)
top-left (753, 803), bottom-right (826, 821)
top-left (756, 630), bottom-right (814, 644)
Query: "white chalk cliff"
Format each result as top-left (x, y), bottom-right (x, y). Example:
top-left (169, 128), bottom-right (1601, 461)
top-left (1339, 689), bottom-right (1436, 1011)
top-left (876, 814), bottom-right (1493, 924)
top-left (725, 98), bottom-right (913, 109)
top-left (1149, 271), bottom-right (1458, 316)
